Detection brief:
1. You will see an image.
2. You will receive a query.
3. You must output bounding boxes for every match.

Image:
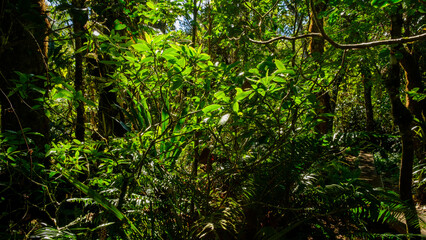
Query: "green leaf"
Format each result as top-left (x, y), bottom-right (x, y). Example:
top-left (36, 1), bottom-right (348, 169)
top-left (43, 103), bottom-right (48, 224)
top-left (235, 88), bottom-right (253, 101)
top-left (132, 43), bottom-right (151, 52)
top-left (232, 101), bottom-right (239, 113)
top-left (274, 69), bottom-right (296, 75)
top-left (144, 32), bottom-right (152, 43)
top-left (53, 89), bottom-right (73, 100)
top-left (114, 20), bottom-right (127, 31)
top-left (248, 68), bottom-right (260, 76)
top-left (202, 104), bottom-right (221, 113)
top-left (214, 91), bottom-right (230, 103)
top-left (198, 53), bottom-right (210, 61)
top-left (371, 0), bottom-right (402, 8)
top-left (274, 59), bottom-right (285, 70)
top-left (161, 108), bottom-right (170, 135)
top-left (75, 45), bottom-right (87, 54)
top-left (147, 1), bottom-right (156, 9)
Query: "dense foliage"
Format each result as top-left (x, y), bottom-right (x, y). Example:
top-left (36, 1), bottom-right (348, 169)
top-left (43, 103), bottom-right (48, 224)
top-left (0, 0), bottom-right (425, 239)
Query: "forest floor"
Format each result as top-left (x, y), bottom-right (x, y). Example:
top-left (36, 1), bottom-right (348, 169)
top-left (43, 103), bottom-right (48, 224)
top-left (353, 151), bottom-right (426, 235)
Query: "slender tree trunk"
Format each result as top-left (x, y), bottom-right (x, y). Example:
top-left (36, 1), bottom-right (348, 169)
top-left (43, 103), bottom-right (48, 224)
top-left (0, 0), bottom-right (49, 153)
top-left (309, 1), bottom-right (332, 134)
top-left (72, 0), bottom-right (87, 141)
top-left (362, 67), bottom-right (375, 132)
top-left (385, 6), bottom-right (421, 235)
top-left (191, 0), bottom-right (198, 46)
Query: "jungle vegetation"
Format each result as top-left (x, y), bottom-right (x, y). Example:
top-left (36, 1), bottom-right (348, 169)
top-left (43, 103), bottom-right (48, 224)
top-left (0, 0), bottom-right (425, 239)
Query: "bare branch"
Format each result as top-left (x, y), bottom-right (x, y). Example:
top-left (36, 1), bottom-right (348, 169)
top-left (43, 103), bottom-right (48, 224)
top-left (250, 31), bottom-right (426, 48)
top-left (249, 33), bottom-right (322, 44)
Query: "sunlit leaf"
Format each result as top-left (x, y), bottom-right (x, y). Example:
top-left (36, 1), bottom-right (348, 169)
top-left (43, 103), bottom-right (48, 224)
top-left (371, 0), bottom-right (402, 8)
top-left (232, 101), bottom-right (239, 113)
top-left (202, 104), bottom-right (221, 113)
top-left (132, 43), bottom-right (150, 52)
top-left (218, 113), bottom-right (231, 125)
top-left (114, 20), bottom-right (127, 30)
top-left (235, 88), bottom-right (253, 101)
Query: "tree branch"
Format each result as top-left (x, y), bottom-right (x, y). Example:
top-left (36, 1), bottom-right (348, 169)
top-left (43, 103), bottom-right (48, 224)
top-left (249, 0), bottom-right (426, 49)
top-left (308, 0), bottom-right (426, 49)
top-left (249, 33), bottom-right (322, 44)
top-left (249, 29), bottom-right (426, 49)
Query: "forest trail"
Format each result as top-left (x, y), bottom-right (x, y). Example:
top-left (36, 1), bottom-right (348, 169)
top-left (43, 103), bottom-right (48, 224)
top-left (354, 151), bottom-right (426, 235)
top-left (357, 151), bottom-right (383, 188)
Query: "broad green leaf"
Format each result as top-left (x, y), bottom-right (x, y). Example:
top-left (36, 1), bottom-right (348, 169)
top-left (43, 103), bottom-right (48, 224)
top-left (153, 34), bottom-right (165, 44)
top-left (202, 104), bottom-right (221, 113)
top-left (132, 43), bottom-right (150, 52)
top-left (144, 32), bottom-right (152, 43)
top-left (273, 77), bottom-right (287, 83)
top-left (140, 57), bottom-right (154, 64)
top-left (114, 20), bottom-right (127, 30)
top-left (274, 59), bottom-right (285, 70)
top-left (198, 53), bottom-right (210, 61)
top-left (53, 89), bottom-right (73, 100)
top-left (235, 88), bottom-right (253, 101)
top-left (232, 101), bottom-right (239, 113)
top-left (274, 69), bottom-right (296, 75)
top-left (214, 91), bottom-right (230, 103)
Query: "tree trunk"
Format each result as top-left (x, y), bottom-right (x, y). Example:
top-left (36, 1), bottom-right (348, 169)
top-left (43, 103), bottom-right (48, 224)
top-left (399, 45), bottom-right (425, 167)
top-left (361, 66), bottom-right (375, 132)
top-left (309, 1), bottom-right (333, 134)
top-left (385, 6), bottom-right (421, 235)
top-left (89, 2), bottom-right (125, 139)
top-left (72, 0), bottom-right (87, 141)
top-left (191, 0), bottom-right (198, 46)
top-left (0, 0), bottom-right (49, 153)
